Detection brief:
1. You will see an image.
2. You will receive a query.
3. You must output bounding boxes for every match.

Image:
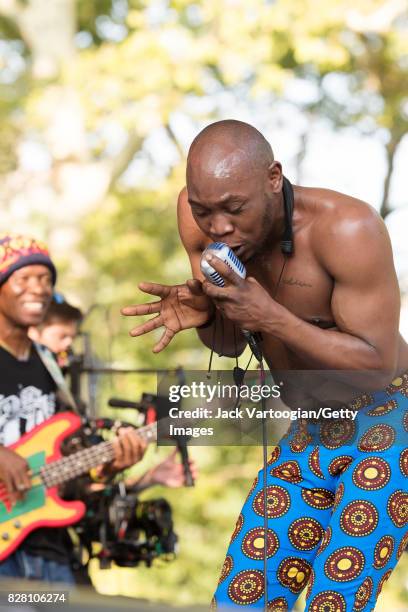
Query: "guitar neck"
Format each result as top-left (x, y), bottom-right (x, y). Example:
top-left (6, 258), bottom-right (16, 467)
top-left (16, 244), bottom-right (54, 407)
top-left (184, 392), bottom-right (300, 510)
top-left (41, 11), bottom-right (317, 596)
top-left (40, 421), bottom-right (158, 488)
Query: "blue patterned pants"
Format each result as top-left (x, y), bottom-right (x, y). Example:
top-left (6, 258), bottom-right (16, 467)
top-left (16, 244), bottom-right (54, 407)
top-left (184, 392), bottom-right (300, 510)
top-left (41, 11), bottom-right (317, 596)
top-left (213, 376), bottom-right (408, 611)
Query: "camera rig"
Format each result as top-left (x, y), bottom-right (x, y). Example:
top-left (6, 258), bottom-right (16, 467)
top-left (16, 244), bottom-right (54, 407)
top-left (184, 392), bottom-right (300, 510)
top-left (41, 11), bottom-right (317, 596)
top-left (62, 337), bottom-right (192, 570)
top-left (65, 414), bottom-right (178, 570)
top-left (64, 409), bottom-right (180, 570)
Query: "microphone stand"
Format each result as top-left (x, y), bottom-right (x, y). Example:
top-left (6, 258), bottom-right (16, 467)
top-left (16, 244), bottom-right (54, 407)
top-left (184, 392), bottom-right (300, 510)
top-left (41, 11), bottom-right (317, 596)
top-left (173, 367), bottom-right (195, 487)
top-left (259, 360), bottom-right (269, 611)
top-left (241, 334), bottom-right (269, 610)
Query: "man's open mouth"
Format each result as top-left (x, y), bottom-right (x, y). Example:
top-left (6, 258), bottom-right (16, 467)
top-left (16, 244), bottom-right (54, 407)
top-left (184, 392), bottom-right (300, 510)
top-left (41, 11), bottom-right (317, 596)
top-left (230, 245), bottom-right (244, 257)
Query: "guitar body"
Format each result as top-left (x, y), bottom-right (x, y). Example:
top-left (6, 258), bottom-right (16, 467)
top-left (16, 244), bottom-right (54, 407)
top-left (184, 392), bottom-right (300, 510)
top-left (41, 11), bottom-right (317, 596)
top-left (0, 412), bottom-right (85, 562)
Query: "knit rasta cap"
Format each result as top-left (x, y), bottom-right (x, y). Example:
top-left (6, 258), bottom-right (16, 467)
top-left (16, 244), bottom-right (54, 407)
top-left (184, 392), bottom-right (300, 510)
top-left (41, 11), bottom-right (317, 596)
top-left (0, 234), bottom-right (57, 287)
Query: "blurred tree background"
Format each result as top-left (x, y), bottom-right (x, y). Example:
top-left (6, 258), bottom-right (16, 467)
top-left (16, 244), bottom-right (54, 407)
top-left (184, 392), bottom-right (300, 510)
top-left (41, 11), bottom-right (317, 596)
top-left (0, 0), bottom-right (407, 608)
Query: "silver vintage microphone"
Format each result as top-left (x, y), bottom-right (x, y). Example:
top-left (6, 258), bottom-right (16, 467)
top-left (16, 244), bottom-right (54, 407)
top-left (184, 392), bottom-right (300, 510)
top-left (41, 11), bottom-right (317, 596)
top-left (200, 242), bottom-right (263, 362)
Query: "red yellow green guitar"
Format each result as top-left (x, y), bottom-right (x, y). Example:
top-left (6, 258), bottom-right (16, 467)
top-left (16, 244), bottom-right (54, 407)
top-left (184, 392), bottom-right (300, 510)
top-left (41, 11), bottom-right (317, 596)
top-left (0, 411), bottom-right (157, 561)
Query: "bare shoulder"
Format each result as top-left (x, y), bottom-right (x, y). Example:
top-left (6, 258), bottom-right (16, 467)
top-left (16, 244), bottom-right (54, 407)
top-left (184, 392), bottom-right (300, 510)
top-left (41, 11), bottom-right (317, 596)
top-left (177, 186), bottom-right (208, 253)
top-left (307, 188), bottom-right (393, 276)
top-left (310, 188), bottom-right (386, 236)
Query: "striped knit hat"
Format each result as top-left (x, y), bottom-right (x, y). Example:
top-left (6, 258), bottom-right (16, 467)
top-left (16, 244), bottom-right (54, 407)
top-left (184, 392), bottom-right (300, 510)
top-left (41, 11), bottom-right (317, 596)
top-left (0, 234), bottom-right (57, 287)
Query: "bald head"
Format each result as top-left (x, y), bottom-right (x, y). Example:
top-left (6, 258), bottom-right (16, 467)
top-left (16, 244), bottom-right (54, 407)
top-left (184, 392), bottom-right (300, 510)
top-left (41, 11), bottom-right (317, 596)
top-left (185, 120), bottom-right (283, 262)
top-left (187, 120), bottom-right (274, 182)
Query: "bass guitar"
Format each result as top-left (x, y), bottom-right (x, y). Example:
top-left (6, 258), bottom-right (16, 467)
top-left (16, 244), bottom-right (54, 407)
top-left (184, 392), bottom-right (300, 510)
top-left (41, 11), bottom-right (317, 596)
top-left (0, 411), bottom-right (157, 561)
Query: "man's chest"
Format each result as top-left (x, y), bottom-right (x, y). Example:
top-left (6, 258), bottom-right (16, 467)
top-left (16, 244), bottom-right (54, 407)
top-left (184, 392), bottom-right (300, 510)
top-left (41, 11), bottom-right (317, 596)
top-left (0, 349), bottom-right (57, 446)
top-left (248, 246), bottom-right (334, 327)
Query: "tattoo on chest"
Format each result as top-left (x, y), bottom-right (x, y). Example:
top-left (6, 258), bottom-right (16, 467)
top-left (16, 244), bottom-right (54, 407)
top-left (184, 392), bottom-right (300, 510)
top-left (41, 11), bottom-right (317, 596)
top-left (282, 277), bottom-right (312, 288)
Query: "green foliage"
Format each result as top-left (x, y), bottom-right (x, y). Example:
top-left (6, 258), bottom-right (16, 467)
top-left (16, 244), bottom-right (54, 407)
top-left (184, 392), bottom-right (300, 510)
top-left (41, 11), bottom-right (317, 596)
top-left (79, 180), bottom-right (207, 370)
top-left (0, 0), bottom-right (407, 606)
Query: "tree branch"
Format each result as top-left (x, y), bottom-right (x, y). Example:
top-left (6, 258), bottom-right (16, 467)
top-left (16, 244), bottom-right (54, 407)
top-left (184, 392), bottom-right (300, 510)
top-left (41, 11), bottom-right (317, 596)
top-left (107, 131), bottom-right (143, 191)
top-left (164, 123), bottom-right (185, 159)
top-left (380, 134), bottom-right (402, 219)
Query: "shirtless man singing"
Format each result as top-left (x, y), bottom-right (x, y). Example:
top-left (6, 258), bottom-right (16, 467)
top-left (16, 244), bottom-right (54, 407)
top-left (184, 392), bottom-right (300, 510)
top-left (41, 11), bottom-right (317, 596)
top-left (123, 120), bottom-right (408, 611)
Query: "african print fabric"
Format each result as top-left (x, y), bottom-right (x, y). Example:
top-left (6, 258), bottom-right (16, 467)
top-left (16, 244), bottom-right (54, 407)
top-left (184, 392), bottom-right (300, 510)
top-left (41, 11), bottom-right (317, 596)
top-left (213, 375), bottom-right (408, 611)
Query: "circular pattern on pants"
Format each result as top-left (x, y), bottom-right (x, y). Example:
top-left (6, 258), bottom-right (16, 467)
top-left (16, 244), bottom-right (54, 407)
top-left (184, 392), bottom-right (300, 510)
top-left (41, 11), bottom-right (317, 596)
top-left (386, 373), bottom-right (408, 398)
top-left (353, 577), bottom-right (373, 611)
top-left (373, 535), bottom-right (394, 569)
top-left (400, 449), bottom-right (408, 477)
top-left (288, 517), bottom-right (324, 551)
top-left (352, 456), bottom-right (391, 490)
top-left (302, 488), bottom-right (335, 510)
top-left (349, 392), bottom-right (374, 411)
top-left (404, 410), bottom-right (408, 432)
top-left (308, 447), bottom-right (324, 479)
top-left (289, 429), bottom-right (311, 452)
top-left (319, 419), bottom-right (355, 449)
top-left (267, 446), bottom-right (281, 465)
top-left (271, 460), bottom-right (302, 484)
top-left (376, 569), bottom-right (392, 599)
top-left (333, 482), bottom-right (345, 511)
top-left (328, 455), bottom-right (353, 476)
top-left (218, 555), bottom-right (233, 584)
top-left (227, 570), bottom-right (264, 605)
top-left (267, 597), bottom-right (288, 611)
top-left (230, 513), bottom-right (244, 545)
top-left (396, 531), bottom-right (408, 560)
top-left (316, 526), bottom-right (332, 556)
top-left (253, 485), bottom-right (290, 519)
top-left (309, 591), bottom-right (346, 612)
top-left (324, 546), bottom-right (365, 582)
top-left (367, 399), bottom-right (397, 416)
top-left (387, 490), bottom-right (408, 527)
top-left (241, 527), bottom-right (279, 560)
top-left (386, 374), bottom-right (407, 393)
top-left (340, 500), bottom-right (379, 537)
top-left (277, 557), bottom-right (311, 593)
top-left (358, 424), bottom-right (395, 452)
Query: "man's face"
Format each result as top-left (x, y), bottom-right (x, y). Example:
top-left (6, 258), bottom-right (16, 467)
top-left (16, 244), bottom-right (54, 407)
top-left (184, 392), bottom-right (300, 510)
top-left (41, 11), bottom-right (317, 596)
top-left (36, 319), bottom-right (79, 354)
top-left (186, 150), bottom-right (281, 262)
top-left (0, 265), bottom-right (53, 328)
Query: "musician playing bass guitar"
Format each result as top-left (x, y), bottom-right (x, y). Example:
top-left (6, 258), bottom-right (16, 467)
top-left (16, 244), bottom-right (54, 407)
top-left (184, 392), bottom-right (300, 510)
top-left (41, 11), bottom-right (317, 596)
top-left (0, 234), bottom-right (146, 585)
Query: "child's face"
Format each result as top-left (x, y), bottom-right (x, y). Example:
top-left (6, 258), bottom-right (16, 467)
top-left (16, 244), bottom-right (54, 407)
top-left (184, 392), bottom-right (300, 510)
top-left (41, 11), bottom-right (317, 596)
top-left (37, 319), bottom-right (79, 354)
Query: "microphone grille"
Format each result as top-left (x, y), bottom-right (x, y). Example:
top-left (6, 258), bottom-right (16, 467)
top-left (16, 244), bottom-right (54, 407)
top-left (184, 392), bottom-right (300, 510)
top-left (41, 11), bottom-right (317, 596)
top-left (201, 242), bottom-right (246, 285)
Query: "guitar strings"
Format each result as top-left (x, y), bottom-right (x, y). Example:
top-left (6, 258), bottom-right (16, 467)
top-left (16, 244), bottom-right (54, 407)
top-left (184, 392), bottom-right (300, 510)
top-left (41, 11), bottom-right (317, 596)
top-left (40, 422), bottom-right (158, 487)
top-left (4, 421), bottom-right (159, 493)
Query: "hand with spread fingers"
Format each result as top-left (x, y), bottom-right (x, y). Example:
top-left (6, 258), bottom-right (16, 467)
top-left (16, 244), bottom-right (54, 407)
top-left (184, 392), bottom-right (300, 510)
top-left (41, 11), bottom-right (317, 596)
top-left (201, 253), bottom-right (283, 333)
top-left (121, 280), bottom-right (214, 353)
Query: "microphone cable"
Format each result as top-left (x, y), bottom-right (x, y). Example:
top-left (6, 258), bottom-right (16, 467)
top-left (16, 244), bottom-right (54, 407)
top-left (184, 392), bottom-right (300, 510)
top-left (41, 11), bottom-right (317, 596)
top-left (259, 254), bottom-right (288, 610)
top-left (204, 253), bottom-right (289, 610)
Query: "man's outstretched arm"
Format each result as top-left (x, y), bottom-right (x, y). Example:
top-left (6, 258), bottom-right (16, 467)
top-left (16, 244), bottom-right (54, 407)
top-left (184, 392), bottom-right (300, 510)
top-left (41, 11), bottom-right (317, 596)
top-left (122, 188), bottom-right (246, 356)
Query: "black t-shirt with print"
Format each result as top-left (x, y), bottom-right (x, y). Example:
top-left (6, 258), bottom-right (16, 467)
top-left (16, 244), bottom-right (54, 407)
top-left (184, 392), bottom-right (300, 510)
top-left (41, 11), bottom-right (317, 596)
top-left (0, 345), bottom-right (72, 564)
